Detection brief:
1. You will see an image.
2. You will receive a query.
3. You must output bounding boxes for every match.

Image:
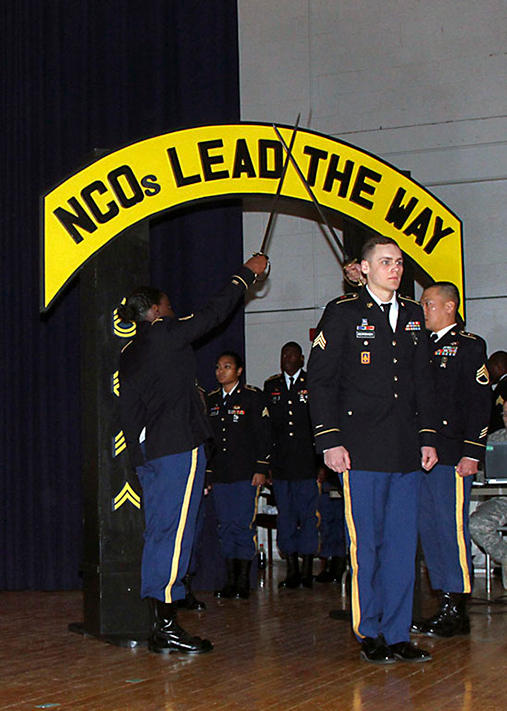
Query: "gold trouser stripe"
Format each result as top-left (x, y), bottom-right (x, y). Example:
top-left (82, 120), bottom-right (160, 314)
top-left (342, 471), bottom-right (363, 638)
top-left (454, 468), bottom-right (472, 594)
top-left (165, 448), bottom-right (198, 603)
top-left (250, 485), bottom-right (260, 550)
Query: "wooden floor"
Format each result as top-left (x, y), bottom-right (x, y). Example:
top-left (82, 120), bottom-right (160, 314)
top-left (2, 564), bottom-right (507, 711)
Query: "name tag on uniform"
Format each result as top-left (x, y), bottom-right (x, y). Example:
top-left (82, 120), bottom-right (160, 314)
top-left (356, 319), bottom-right (375, 338)
top-left (405, 321), bottom-right (421, 331)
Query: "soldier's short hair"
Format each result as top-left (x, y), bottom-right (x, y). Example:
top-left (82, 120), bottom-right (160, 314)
top-left (281, 341), bottom-right (303, 355)
top-left (361, 235), bottom-right (400, 262)
top-left (428, 282), bottom-right (461, 310)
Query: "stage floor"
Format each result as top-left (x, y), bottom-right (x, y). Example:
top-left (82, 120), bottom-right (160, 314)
top-left (1, 563), bottom-right (507, 710)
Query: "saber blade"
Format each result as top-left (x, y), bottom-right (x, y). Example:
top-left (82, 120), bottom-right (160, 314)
top-left (272, 123), bottom-right (349, 264)
top-left (257, 113), bottom-right (301, 256)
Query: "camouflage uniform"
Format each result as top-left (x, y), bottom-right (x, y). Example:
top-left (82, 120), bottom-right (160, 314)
top-left (469, 428), bottom-right (507, 564)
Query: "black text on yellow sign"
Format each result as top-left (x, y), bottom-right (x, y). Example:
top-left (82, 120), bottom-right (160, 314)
top-left (41, 124), bottom-right (463, 312)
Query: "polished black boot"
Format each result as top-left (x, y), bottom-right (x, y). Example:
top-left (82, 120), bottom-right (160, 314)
top-left (278, 553), bottom-right (300, 589)
top-left (301, 554), bottom-right (314, 588)
top-left (214, 558), bottom-right (237, 598)
top-left (177, 573), bottom-right (206, 611)
top-left (148, 599), bottom-right (213, 654)
top-left (315, 556), bottom-right (347, 583)
top-left (236, 559), bottom-right (252, 599)
top-left (411, 591), bottom-right (470, 637)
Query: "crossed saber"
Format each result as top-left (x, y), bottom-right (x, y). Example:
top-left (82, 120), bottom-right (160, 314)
top-left (253, 118), bottom-right (362, 286)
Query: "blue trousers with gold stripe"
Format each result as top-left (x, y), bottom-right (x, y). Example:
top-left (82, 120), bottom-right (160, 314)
top-left (419, 464), bottom-right (473, 594)
top-left (341, 469), bottom-right (421, 645)
top-left (212, 481), bottom-right (258, 560)
top-left (272, 479), bottom-right (320, 556)
top-left (136, 445), bottom-right (205, 603)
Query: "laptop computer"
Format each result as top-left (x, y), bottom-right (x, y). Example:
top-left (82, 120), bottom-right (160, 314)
top-left (484, 441), bottom-right (507, 484)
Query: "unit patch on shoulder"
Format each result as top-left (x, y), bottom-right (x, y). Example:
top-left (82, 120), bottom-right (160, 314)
top-left (476, 364), bottom-right (490, 385)
top-left (312, 331), bottom-right (327, 350)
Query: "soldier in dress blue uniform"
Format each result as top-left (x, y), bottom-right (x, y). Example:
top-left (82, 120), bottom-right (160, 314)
top-left (411, 282), bottom-right (491, 638)
top-left (487, 351), bottom-right (507, 434)
top-left (264, 342), bottom-right (321, 588)
top-left (118, 254), bottom-right (267, 655)
top-left (308, 235), bottom-right (437, 664)
top-left (207, 351), bottom-right (271, 600)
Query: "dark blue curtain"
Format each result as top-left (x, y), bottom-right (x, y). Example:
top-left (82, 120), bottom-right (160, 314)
top-left (0, 0), bottom-right (242, 589)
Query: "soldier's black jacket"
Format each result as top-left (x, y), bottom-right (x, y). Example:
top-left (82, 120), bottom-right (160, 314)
top-left (430, 327), bottom-right (490, 464)
top-left (307, 288), bottom-right (436, 473)
top-left (118, 266), bottom-right (255, 469)
top-left (263, 370), bottom-right (319, 480)
top-left (490, 376), bottom-right (507, 434)
top-left (206, 384), bottom-right (271, 484)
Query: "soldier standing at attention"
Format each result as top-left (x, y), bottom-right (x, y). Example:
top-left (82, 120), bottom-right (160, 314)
top-left (487, 351), bottom-right (507, 434)
top-left (207, 351), bottom-right (271, 600)
top-left (308, 234), bottom-right (437, 664)
top-left (411, 282), bottom-right (491, 638)
top-left (264, 342), bottom-right (321, 588)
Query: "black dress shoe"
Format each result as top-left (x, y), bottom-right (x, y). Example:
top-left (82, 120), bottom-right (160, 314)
top-left (389, 641), bottom-right (432, 663)
top-left (360, 637), bottom-right (396, 664)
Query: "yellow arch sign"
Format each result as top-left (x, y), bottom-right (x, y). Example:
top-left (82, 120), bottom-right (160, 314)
top-left (41, 122), bottom-right (463, 312)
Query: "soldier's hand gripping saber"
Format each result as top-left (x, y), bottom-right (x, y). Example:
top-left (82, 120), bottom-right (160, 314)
top-left (272, 123), bottom-right (365, 287)
top-left (252, 114), bottom-right (301, 281)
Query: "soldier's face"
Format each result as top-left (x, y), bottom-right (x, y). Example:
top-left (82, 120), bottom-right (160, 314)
top-left (361, 244), bottom-right (403, 296)
top-left (420, 287), bottom-right (454, 332)
top-left (215, 355), bottom-right (243, 388)
top-left (281, 346), bottom-right (304, 376)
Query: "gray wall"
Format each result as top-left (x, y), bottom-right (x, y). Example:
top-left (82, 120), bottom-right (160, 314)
top-left (238, 0), bottom-right (507, 387)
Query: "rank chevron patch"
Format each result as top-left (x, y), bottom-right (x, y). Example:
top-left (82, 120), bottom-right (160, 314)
top-left (113, 482), bottom-right (141, 511)
top-left (312, 331), bottom-right (327, 350)
top-left (476, 364), bottom-right (490, 385)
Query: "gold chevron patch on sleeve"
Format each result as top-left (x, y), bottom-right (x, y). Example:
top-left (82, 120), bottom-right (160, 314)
top-left (262, 407), bottom-right (270, 417)
top-left (113, 430), bottom-right (127, 457)
top-left (312, 331), bottom-right (327, 350)
top-left (112, 371), bottom-right (120, 397)
top-left (496, 394), bottom-right (505, 407)
top-left (476, 364), bottom-right (490, 385)
top-left (479, 427), bottom-right (489, 439)
top-left (112, 482), bottom-right (141, 510)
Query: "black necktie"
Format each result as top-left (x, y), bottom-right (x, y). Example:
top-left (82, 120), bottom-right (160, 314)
top-left (380, 302), bottom-right (391, 328)
top-left (288, 376), bottom-right (294, 390)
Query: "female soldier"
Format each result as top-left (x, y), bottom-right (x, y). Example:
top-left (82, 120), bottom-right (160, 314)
top-left (207, 352), bottom-right (271, 599)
